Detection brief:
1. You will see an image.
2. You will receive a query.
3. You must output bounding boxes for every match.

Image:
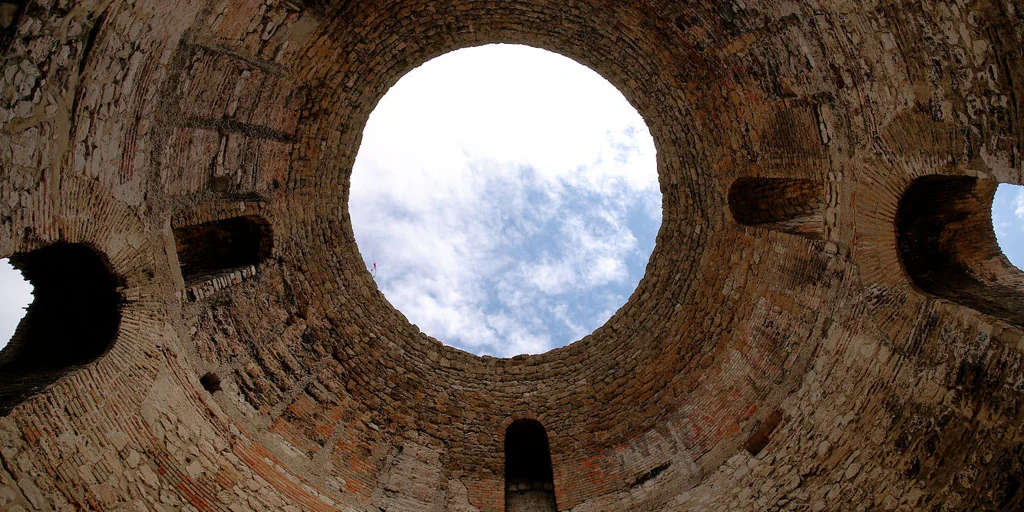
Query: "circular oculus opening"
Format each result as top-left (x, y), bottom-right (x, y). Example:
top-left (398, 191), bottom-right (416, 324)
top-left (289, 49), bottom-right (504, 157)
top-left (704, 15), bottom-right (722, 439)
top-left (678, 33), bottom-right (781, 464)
top-left (350, 44), bottom-right (660, 357)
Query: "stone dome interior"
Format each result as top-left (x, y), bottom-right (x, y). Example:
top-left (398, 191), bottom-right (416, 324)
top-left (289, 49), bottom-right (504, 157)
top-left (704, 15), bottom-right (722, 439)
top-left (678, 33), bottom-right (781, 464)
top-left (0, 0), bottom-right (1023, 510)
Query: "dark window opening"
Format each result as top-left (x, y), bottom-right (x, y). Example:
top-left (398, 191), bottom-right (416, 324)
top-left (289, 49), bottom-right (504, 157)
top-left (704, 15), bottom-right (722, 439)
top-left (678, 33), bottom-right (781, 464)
top-left (744, 409), bottom-right (784, 456)
top-left (173, 215), bottom-right (272, 283)
top-left (897, 176), bottom-right (1024, 327)
top-left (200, 372), bottom-right (222, 393)
top-left (728, 177), bottom-right (825, 239)
top-left (505, 419), bottom-right (557, 512)
top-left (0, 243), bottom-right (123, 415)
top-left (630, 461), bottom-right (671, 488)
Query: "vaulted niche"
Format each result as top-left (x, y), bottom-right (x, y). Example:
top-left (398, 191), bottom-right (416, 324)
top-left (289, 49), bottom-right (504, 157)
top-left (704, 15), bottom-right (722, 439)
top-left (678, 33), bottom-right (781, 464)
top-left (0, 243), bottom-right (123, 415)
top-left (728, 177), bottom-right (825, 239)
top-left (505, 419), bottom-right (557, 512)
top-left (897, 176), bottom-right (1024, 327)
top-left (173, 215), bottom-right (273, 283)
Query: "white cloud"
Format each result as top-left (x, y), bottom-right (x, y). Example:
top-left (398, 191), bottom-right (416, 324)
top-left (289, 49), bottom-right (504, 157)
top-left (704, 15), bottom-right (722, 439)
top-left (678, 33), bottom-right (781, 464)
top-left (589, 256), bottom-right (628, 285)
top-left (0, 259), bottom-right (33, 350)
top-left (350, 44), bottom-right (659, 357)
top-left (1014, 188), bottom-right (1024, 221)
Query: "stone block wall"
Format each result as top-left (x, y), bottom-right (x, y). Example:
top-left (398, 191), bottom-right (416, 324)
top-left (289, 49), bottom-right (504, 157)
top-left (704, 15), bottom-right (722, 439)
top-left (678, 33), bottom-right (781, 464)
top-left (0, 0), bottom-right (1023, 510)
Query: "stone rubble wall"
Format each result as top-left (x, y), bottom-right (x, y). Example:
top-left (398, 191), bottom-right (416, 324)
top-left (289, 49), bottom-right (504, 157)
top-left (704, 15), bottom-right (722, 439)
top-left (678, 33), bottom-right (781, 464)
top-left (0, 0), bottom-right (1022, 510)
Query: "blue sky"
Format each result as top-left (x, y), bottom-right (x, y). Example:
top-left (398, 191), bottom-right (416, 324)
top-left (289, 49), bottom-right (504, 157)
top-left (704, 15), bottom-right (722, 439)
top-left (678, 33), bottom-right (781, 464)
top-left (349, 44), bottom-right (660, 357)
top-left (991, 184), bottom-right (1024, 266)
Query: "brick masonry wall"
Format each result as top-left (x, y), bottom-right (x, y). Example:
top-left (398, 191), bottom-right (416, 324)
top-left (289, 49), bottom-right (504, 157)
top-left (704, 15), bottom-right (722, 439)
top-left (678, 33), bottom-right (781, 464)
top-left (1, 0), bottom-right (1023, 510)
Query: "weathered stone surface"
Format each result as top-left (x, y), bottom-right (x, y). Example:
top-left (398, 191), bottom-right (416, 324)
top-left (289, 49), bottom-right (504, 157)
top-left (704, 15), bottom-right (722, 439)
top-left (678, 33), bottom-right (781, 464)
top-left (1, 0), bottom-right (1023, 510)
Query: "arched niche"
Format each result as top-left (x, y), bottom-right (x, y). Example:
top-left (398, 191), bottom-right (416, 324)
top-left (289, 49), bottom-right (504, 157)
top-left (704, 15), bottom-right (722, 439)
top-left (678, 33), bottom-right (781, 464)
top-left (172, 215), bottom-right (273, 284)
top-left (0, 243), bottom-right (123, 415)
top-left (728, 177), bottom-right (825, 239)
top-left (505, 419), bottom-right (557, 512)
top-left (896, 175), bottom-right (1024, 327)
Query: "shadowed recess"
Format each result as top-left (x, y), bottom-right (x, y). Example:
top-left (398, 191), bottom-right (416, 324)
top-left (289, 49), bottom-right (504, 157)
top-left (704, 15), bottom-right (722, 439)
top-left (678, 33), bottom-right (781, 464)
top-left (897, 176), bottom-right (1024, 327)
top-left (729, 177), bottom-right (824, 239)
top-left (505, 419), bottom-right (557, 512)
top-left (743, 410), bottom-right (784, 456)
top-left (0, 243), bottom-right (123, 415)
top-left (173, 215), bottom-right (273, 283)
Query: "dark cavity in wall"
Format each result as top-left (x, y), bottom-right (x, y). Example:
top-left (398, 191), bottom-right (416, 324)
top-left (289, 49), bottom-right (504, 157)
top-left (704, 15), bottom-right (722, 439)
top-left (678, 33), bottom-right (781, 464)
top-left (77, 11), bottom-right (106, 75)
top-left (506, 419), bottom-right (557, 512)
top-left (729, 177), bottom-right (825, 239)
top-left (173, 215), bottom-right (273, 283)
top-left (0, 0), bottom-right (24, 34)
top-left (630, 461), bottom-right (671, 488)
top-left (896, 176), bottom-right (1024, 327)
top-left (744, 409), bottom-right (784, 456)
top-left (0, 243), bottom-right (123, 415)
top-left (200, 372), bottom-right (221, 393)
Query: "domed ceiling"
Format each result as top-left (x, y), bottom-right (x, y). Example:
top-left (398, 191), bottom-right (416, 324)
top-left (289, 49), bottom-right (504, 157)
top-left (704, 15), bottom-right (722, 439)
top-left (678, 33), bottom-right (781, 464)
top-left (0, 0), bottom-right (1022, 510)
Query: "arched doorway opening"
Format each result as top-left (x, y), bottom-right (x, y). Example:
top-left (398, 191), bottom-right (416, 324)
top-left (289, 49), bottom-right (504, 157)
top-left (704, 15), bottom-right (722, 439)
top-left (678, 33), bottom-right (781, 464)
top-left (505, 419), bottom-right (557, 511)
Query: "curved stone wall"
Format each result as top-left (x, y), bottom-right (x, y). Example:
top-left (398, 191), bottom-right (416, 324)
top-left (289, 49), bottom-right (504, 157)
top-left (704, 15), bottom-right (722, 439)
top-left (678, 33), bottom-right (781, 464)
top-left (1, 0), bottom-right (1023, 510)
